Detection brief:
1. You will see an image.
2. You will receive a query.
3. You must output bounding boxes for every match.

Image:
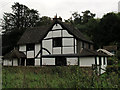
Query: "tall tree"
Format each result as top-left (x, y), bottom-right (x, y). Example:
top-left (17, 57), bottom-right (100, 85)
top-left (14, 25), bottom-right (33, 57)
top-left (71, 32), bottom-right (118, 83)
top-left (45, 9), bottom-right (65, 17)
top-left (36, 16), bottom-right (52, 26)
top-left (98, 12), bottom-right (120, 46)
top-left (81, 10), bottom-right (95, 24)
top-left (1, 2), bottom-right (40, 55)
top-left (1, 2), bottom-right (40, 34)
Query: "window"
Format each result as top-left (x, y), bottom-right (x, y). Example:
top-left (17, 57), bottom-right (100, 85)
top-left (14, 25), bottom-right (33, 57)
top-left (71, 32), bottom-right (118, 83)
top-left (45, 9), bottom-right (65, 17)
top-left (53, 37), bottom-right (62, 47)
top-left (55, 57), bottom-right (66, 66)
top-left (26, 44), bottom-right (34, 51)
top-left (26, 58), bottom-right (34, 66)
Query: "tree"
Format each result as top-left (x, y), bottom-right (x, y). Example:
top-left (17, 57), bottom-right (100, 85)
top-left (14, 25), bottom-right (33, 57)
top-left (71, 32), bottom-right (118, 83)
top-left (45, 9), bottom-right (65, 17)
top-left (81, 10), bottom-right (95, 24)
top-left (97, 13), bottom-right (120, 46)
top-left (1, 2), bottom-right (40, 55)
top-left (36, 16), bottom-right (52, 26)
top-left (1, 2), bottom-right (40, 34)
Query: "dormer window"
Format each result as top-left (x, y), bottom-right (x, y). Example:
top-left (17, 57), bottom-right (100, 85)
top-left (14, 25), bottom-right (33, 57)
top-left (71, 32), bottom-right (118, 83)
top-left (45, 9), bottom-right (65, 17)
top-left (26, 44), bottom-right (34, 51)
top-left (53, 37), bottom-right (62, 47)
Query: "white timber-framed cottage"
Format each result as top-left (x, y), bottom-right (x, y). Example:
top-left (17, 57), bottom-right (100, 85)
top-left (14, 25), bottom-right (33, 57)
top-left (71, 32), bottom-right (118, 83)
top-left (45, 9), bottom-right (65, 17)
top-left (3, 17), bottom-right (108, 72)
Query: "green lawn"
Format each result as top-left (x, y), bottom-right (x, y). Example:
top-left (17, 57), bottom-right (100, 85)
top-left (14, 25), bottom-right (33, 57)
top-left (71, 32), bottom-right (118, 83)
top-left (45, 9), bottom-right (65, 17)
top-left (2, 66), bottom-right (119, 88)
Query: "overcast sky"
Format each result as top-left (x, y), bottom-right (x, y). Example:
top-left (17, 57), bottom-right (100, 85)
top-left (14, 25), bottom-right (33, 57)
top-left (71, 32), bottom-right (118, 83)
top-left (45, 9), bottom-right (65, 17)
top-left (0, 0), bottom-right (120, 20)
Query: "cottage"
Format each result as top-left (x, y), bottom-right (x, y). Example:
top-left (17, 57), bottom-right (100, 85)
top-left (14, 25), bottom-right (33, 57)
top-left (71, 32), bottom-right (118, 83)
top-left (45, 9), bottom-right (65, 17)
top-left (3, 17), bottom-right (108, 71)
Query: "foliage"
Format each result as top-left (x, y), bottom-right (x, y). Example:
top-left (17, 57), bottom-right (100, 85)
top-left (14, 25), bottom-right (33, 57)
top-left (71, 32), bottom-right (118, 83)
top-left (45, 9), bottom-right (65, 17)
top-left (2, 66), bottom-right (119, 88)
top-left (1, 2), bottom-right (52, 55)
top-left (36, 16), bottom-right (52, 26)
top-left (1, 2), bottom-right (40, 34)
top-left (65, 10), bottom-right (96, 25)
top-left (66, 11), bottom-right (120, 49)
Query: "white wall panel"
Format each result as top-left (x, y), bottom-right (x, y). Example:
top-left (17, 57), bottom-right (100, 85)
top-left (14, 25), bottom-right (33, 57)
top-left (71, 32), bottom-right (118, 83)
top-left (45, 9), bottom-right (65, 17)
top-left (3, 59), bottom-right (12, 66)
top-left (42, 58), bottom-right (55, 65)
top-left (13, 59), bottom-right (18, 66)
top-left (67, 58), bottom-right (78, 65)
top-left (35, 59), bottom-right (40, 66)
top-left (53, 30), bottom-right (61, 37)
top-left (52, 24), bottom-right (63, 30)
top-left (63, 47), bottom-right (74, 54)
top-left (42, 39), bottom-right (52, 55)
top-left (27, 51), bottom-right (34, 58)
top-left (97, 57), bottom-right (99, 65)
top-left (105, 57), bottom-right (107, 66)
top-left (100, 57), bottom-right (107, 74)
top-left (63, 30), bottom-right (73, 37)
top-left (44, 31), bottom-right (52, 39)
top-left (19, 45), bottom-right (26, 51)
top-left (101, 57), bottom-right (104, 65)
top-left (53, 47), bottom-right (61, 54)
top-left (35, 44), bottom-right (41, 57)
top-left (75, 39), bottom-right (77, 46)
top-left (80, 57), bottom-right (95, 67)
top-left (63, 38), bottom-right (74, 46)
top-left (42, 50), bottom-right (50, 55)
top-left (75, 46), bottom-right (77, 54)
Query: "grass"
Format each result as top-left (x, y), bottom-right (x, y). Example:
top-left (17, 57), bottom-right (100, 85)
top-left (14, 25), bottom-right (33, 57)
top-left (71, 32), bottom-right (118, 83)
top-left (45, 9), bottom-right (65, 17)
top-left (2, 66), bottom-right (119, 88)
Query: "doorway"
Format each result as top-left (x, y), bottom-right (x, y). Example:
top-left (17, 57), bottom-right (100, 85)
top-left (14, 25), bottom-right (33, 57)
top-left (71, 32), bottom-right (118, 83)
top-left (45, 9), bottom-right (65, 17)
top-left (18, 58), bottom-right (25, 66)
top-left (55, 57), bottom-right (67, 66)
top-left (26, 58), bottom-right (34, 66)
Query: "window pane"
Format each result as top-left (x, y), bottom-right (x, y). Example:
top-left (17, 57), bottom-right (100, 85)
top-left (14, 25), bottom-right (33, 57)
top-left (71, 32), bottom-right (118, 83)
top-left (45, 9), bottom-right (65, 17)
top-left (26, 44), bottom-right (34, 51)
top-left (53, 38), bottom-right (62, 47)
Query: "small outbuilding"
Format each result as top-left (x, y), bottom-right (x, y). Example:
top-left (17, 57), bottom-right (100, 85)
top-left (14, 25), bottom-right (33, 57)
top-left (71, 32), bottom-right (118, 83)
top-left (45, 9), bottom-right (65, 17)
top-left (3, 49), bottom-right (26, 66)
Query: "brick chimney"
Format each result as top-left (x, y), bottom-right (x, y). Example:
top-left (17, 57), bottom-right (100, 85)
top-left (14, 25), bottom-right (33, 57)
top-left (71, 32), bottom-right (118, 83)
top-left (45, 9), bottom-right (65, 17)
top-left (53, 14), bottom-right (62, 21)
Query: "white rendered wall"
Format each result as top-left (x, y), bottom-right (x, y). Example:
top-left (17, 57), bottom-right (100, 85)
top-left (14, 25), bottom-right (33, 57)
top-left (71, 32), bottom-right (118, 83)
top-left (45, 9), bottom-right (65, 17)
top-left (35, 43), bottom-right (41, 57)
top-left (52, 24), bottom-right (63, 30)
top-left (62, 38), bottom-right (74, 46)
top-left (19, 45), bottom-right (26, 51)
top-left (42, 58), bottom-right (55, 65)
top-left (42, 23), bottom-right (77, 55)
top-left (63, 47), bottom-right (74, 54)
top-left (3, 59), bottom-right (12, 66)
top-left (80, 57), bottom-right (95, 67)
top-left (101, 57), bottom-right (105, 74)
top-left (44, 31), bottom-right (52, 39)
top-left (105, 57), bottom-right (107, 66)
top-left (53, 47), bottom-right (61, 54)
top-left (63, 30), bottom-right (73, 37)
top-left (97, 57), bottom-right (99, 65)
top-left (35, 59), bottom-right (40, 66)
top-left (53, 30), bottom-right (61, 37)
top-left (27, 51), bottom-right (34, 58)
top-left (101, 57), bottom-right (108, 74)
top-left (42, 39), bottom-right (52, 55)
top-left (13, 59), bottom-right (18, 66)
top-left (67, 58), bottom-right (78, 65)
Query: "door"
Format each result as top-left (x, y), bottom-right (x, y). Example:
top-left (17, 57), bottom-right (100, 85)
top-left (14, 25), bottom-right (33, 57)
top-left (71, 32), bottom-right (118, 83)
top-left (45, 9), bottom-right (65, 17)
top-left (55, 57), bottom-right (67, 66)
top-left (18, 58), bottom-right (25, 66)
top-left (26, 58), bottom-right (34, 66)
top-left (21, 58), bottom-right (25, 66)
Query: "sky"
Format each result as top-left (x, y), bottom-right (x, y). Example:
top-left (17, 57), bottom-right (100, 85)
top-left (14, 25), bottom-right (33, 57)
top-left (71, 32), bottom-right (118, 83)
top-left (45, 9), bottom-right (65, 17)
top-left (0, 0), bottom-right (120, 20)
